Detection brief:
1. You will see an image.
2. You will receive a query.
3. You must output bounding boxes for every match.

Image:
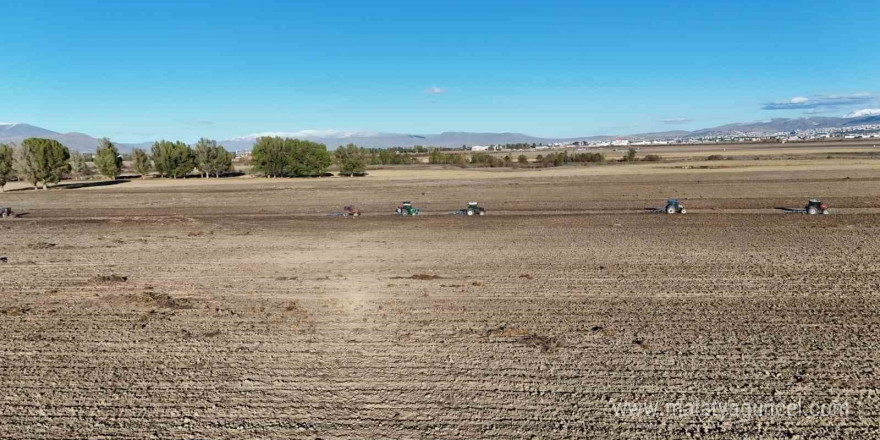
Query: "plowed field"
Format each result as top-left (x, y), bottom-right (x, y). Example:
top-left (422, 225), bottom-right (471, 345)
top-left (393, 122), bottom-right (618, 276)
top-left (1, 165), bottom-right (878, 439)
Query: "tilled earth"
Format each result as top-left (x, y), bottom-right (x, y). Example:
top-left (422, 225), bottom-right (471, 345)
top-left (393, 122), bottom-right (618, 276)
top-left (1, 169), bottom-right (879, 439)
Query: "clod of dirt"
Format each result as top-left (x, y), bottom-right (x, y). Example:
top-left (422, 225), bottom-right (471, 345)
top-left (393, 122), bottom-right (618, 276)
top-left (187, 231), bottom-right (204, 237)
top-left (520, 334), bottom-right (558, 353)
top-left (471, 281), bottom-right (484, 287)
top-left (0, 256), bottom-right (7, 263)
top-left (280, 301), bottom-right (309, 322)
top-left (485, 325), bottom-right (558, 352)
top-left (519, 273), bottom-right (534, 280)
top-left (1, 306), bottom-right (31, 316)
top-left (590, 325), bottom-right (604, 332)
top-left (90, 274), bottom-right (128, 284)
top-left (136, 292), bottom-right (194, 310)
top-left (28, 242), bottom-right (56, 249)
top-left (275, 276), bottom-right (298, 281)
top-left (393, 274), bottom-right (443, 280)
top-left (283, 301), bottom-right (303, 312)
top-left (486, 324), bottom-right (530, 338)
top-left (203, 330), bottom-right (221, 337)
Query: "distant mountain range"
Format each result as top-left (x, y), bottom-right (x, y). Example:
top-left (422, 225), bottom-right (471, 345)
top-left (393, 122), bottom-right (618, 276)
top-left (2, 115), bottom-right (879, 152)
top-left (0, 123), bottom-right (152, 152)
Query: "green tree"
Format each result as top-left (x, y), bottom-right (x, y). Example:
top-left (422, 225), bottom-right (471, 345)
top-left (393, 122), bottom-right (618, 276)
top-left (194, 138), bottom-right (234, 178)
top-left (69, 151), bottom-right (92, 179)
top-left (0, 144), bottom-right (14, 192)
top-left (15, 143), bottom-right (39, 188)
top-left (131, 148), bottom-right (152, 177)
top-left (288, 139), bottom-right (331, 177)
top-left (335, 144), bottom-right (367, 176)
top-left (194, 138), bottom-right (215, 178)
top-left (624, 148), bottom-right (637, 162)
top-left (151, 140), bottom-right (194, 178)
top-left (209, 145), bottom-right (234, 177)
top-left (251, 137), bottom-right (331, 178)
top-left (429, 149), bottom-right (444, 164)
top-left (94, 138), bottom-right (123, 179)
top-left (251, 136), bottom-right (289, 177)
top-left (18, 138), bottom-right (70, 189)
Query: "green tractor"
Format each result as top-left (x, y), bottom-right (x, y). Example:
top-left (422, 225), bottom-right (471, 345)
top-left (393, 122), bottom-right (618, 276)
top-left (455, 202), bottom-right (486, 216)
top-left (396, 201), bottom-right (421, 216)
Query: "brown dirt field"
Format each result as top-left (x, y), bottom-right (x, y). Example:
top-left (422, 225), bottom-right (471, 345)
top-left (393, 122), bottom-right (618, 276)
top-left (1, 163), bottom-right (878, 439)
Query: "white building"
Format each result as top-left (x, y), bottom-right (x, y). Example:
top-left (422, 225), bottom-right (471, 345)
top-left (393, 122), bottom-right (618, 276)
top-left (612, 139), bottom-right (630, 146)
top-left (471, 145), bottom-right (490, 151)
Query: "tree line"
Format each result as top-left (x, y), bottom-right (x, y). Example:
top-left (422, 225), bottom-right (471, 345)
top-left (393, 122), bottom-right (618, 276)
top-left (0, 137), bottom-right (235, 190)
top-left (0, 136), bottom-right (636, 192)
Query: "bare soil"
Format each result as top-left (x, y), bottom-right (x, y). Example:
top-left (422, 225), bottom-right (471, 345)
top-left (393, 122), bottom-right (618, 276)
top-left (1, 163), bottom-right (878, 439)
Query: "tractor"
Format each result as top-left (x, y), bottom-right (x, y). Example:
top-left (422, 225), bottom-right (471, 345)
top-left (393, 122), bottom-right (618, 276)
top-left (805, 199), bottom-right (829, 215)
top-left (456, 202), bottom-right (486, 216)
top-left (664, 199), bottom-right (686, 214)
top-left (396, 202), bottom-right (421, 216)
top-left (329, 205), bottom-right (362, 217)
top-left (0, 207), bottom-right (12, 219)
top-left (343, 205), bottom-right (362, 217)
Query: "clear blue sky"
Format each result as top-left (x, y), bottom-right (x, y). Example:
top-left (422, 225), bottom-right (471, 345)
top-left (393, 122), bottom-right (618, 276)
top-left (1, 0), bottom-right (877, 142)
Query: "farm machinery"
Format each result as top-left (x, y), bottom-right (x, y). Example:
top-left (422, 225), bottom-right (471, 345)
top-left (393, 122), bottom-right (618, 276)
top-left (453, 202), bottom-right (486, 216)
top-left (330, 205), bottom-right (362, 217)
top-left (784, 199), bottom-right (829, 215)
top-left (396, 202), bottom-right (421, 216)
top-left (648, 199), bottom-right (686, 214)
top-left (663, 199), bottom-right (686, 214)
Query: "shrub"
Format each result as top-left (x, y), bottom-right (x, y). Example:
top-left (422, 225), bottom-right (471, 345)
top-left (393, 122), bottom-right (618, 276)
top-left (707, 154), bottom-right (725, 161)
top-left (643, 154), bottom-right (662, 162)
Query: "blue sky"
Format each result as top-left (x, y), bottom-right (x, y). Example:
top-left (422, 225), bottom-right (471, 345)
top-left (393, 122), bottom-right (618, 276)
top-left (1, 0), bottom-right (877, 142)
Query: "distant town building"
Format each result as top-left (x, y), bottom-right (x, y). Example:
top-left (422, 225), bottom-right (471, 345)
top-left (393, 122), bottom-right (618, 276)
top-left (470, 145), bottom-right (490, 151)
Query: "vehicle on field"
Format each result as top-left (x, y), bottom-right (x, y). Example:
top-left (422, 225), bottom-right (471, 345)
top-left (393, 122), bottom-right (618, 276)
top-left (776, 199), bottom-right (830, 215)
top-left (804, 199), bottom-right (829, 215)
top-left (664, 199), bottom-right (686, 214)
top-left (396, 202), bottom-right (421, 216)
top-left (329, 205), bottom-right (362, 217)
top-left (454, 202), bottom-right (486, 216)
top-left (343, 205), bottom-right (361, 217)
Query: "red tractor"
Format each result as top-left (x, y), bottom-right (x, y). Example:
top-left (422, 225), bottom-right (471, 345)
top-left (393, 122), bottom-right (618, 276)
top-left (330, 205), bottom-right (362, 217)
top-left (342, 205), bottom-right (361, 217)
top-left (805, 199), bottom-right (829, 215)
